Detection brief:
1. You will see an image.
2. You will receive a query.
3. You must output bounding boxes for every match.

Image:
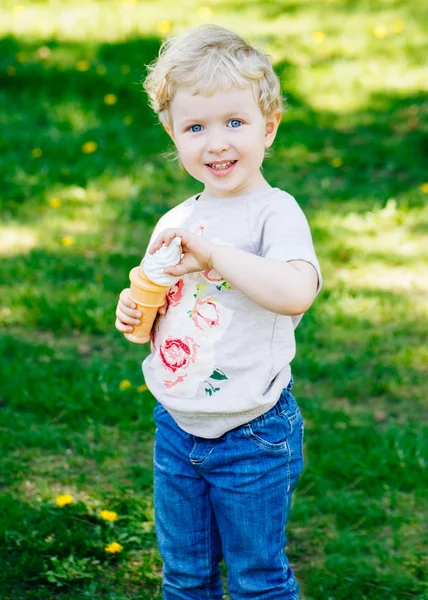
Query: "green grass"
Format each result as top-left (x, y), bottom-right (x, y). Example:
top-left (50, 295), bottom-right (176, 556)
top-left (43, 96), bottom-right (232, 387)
top-left (0, 0), bottom-right (427, 598)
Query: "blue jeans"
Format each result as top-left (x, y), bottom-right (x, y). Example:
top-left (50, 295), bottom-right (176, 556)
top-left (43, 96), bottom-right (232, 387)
top-left (153, 378), bottom-right (304, 599)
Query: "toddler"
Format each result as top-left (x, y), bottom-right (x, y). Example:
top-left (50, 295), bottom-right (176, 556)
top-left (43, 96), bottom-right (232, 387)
top-left (115, 24), bottom-right (322, 600)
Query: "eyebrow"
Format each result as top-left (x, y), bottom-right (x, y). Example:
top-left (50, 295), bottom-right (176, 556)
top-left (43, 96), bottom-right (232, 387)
top-left (178, 112), bottom-right (252, 126)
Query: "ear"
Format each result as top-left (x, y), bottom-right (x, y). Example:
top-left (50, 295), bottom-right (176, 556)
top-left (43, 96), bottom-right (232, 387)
top-left (264, 112), bottom-right (281, 149)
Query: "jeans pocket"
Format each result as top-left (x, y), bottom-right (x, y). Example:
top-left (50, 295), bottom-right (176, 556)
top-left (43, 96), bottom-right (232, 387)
top-left (245, 411), bottom-right (293, 451)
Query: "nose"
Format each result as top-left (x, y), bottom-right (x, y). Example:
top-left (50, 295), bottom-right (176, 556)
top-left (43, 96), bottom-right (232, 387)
top-left (206, 128), bottom-right (230, 154)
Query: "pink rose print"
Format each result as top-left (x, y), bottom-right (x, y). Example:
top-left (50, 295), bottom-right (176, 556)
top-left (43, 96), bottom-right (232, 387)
top-left (159, 336), bottom-right (199, 374)
top-left (192, 297), bottom-right (220, 331)
top-left (167, 278), bottom-right (184, 306)
top-left (202, 268), bottom-right (223, 283)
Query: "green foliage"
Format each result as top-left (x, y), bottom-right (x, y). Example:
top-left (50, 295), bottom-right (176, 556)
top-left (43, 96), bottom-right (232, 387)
top-left (0, 1), bottom-right (427, 599)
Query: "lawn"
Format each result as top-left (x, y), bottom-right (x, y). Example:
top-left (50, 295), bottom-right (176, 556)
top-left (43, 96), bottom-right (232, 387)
top-left (0, 0), bottom-right (427, 598)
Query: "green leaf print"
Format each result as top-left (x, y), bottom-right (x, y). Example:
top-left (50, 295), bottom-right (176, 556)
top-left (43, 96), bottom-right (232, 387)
top-left (209, 369), bottom-right (228, 381)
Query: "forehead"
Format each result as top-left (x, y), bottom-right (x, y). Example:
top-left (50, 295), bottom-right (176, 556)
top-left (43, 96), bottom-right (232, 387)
top-left (170, 86), bottom-right (262, 122)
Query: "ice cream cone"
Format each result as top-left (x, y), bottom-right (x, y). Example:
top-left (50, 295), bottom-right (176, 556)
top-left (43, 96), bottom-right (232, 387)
top-left (124, 266), bottom-right (170, 344)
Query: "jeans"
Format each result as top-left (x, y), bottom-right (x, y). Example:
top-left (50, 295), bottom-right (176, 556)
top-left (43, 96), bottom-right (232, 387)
top-left (153, 378), bottom-right (304, 599)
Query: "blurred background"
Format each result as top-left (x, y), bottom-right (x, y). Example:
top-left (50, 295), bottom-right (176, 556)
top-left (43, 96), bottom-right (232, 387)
top-left (0, 1), bottom-right (427, 598)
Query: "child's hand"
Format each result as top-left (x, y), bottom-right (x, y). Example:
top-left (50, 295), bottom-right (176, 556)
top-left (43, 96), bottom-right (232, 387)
top-left (115, 288), bottom-right (168, 334)
top-left (149, 228), bottom-right (214, 277)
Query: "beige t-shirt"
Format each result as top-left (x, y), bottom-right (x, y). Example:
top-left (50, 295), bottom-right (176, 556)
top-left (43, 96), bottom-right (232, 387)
top-left (142, 187), bottom-right (322, 438)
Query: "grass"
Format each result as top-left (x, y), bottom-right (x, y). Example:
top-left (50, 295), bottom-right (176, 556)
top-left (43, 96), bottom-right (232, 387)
top-left (0, 0), bottom-right (427, 598)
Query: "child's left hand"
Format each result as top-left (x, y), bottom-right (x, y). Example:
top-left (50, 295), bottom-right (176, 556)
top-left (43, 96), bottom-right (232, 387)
top-left (149, 228), bottom-right (215, 277)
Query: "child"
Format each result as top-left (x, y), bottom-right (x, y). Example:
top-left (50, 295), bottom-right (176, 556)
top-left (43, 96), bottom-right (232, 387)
top-left (115, 24), bottom-right (322, 599)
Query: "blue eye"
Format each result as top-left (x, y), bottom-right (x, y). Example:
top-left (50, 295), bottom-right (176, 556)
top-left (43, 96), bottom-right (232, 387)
top-left (189, 124), bottom-right (203, 133)
top-left (229, 119), bottom-right (242, 128)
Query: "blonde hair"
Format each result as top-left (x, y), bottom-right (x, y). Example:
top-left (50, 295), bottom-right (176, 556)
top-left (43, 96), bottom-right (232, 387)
top-left (143, 24), bottom-right (285, 131)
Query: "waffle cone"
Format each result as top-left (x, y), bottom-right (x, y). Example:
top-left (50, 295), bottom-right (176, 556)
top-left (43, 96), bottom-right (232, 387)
top-left (124, 266), bottom-right (170, 344)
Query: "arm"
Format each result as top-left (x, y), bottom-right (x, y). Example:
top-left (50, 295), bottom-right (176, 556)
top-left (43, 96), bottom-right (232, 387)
top-left (149, 229), bottom-right (319, 317)
top-left (210, 244), bottom-right (319, 316)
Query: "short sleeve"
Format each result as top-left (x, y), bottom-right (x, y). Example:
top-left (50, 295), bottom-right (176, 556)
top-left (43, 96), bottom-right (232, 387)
top-left (248, 190), bottom-right (322, 294)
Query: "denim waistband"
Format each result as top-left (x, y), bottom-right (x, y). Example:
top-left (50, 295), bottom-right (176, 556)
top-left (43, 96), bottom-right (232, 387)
top-left (247, 377), bottom-right (295, 426)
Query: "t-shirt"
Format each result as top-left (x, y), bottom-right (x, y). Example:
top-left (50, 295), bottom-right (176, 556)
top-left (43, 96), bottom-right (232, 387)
top-left (141, 186), bottom-right (322, 438)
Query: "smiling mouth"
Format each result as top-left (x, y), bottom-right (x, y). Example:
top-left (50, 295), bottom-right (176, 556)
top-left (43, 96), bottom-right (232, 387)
top-left (206, 160), bottom-right (237, 170)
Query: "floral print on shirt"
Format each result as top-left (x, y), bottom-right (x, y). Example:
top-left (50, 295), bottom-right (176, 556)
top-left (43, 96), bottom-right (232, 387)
top-left (149, 224), bottom-right (234, 397)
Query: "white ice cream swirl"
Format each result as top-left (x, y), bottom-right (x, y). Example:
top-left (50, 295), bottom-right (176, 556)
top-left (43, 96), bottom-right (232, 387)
top-left (142, 236), bottom-right (182, 287)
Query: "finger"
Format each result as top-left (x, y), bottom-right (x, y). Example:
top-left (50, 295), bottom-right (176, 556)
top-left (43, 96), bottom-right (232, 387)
top-left (116, 306), bottom-right (142, 326)
top-left (117, 301), bottom-right (142, 320)
top-left (120, 288), bottom-right (136, 308)
top-left (149, 229), bottom-right (184, 254)
top-left (164, 263), bottom-right (188, 277)
top-left (115, 317), bottom-right (134, 333)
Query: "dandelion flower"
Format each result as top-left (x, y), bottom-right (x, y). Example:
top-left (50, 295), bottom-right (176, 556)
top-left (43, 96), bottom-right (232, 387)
top-left (391, 20), bottom-right (404, 33)
top-left (7, 66), bottom-right (16, 76)
top-left (76, 60), bottom-right (90, 72)
top-left (37, 46), bottom-right (51, 59)
top-left (331, 157), bottom-right (343, 167)
top-left (137, 384), bottom-right (148, 393)
top-left (56, 494), bottom-right (73, 507)
top-left (62, 236), bottom-right (74, 246)
top-left (105, 541), bottom-right (123, 553)
top-left (312, 31), bottom-right (325, 43)
top-left (100, 510), bottom-right (119, 522)
top-left (31, 148), bottom-right (42, 157)
top-left (372, 25), bottom-right (388, 39)
top-left (104, 94), bottom-right (117, 105)
top-left (82, 141), bottom-right (98, 154)
top-left (49, 197), bottom-right (61, 208)
top-left (119, 379), bottom-right (132, 390)
top-left (157, 20), bottom-right (171, 35)
top-left (421, 183), bottom-right (428, 194)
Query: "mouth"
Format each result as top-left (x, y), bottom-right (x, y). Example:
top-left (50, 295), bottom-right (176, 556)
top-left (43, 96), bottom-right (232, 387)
top-left (205, 160), bottom-right (238, 176)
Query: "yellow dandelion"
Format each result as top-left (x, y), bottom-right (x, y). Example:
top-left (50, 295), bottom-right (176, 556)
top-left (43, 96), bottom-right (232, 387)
top-left (198, 6), bottom-right (212, 20)
top-left (76, 60), bottom-right (90, 72)
top-left (312, 31), bottom-right (325, 43)
top-left (157, 20), bottom-right (171, 35)
top-left (391, 20), bottom-right (404, 33)
top-left (331, 157), bottom-right (343, 167)
top-left (123, 0), bottom-right (137, 6)
top-left (121, 64), bottom-right (130, 75)
top-left (123, 115), bottom-right (133, 125)
top-left (49, 197), bottom-right (61, 208)
top-left (82, 141), bottom-right (98, 154)
top-left (372, 25), bottom-right (388, 39)
top-left (15, 51), bottom-right (27, 62)
top-left (37, 46), bottom-right (51, 59)
top-left (100, 510), bottom-right (119, 522)
top-left (62, 236), bottom-right (75, 246)
top-left (56, 494), bottom-right (73, 507)
top-left (31, 148), bottom-right (42, 158)
top-left (96, 64), bottom-right (107, 75)
top-left (137, 384), bottom-right (148, 393)
top-left (105, 541), bottom-right (123, 553)
top-left (119, 379), bottom-right (132, 390)
top-left (7, 66), bottom-right (16, 76)
top-left (104, 93), bottom-right (117, 105)
top-left (420, 183), bottom-right (428, 194)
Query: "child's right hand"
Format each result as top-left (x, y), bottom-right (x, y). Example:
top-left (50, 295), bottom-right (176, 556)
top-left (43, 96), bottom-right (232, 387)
top-left (115, 288), bottom-right (168, 334)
